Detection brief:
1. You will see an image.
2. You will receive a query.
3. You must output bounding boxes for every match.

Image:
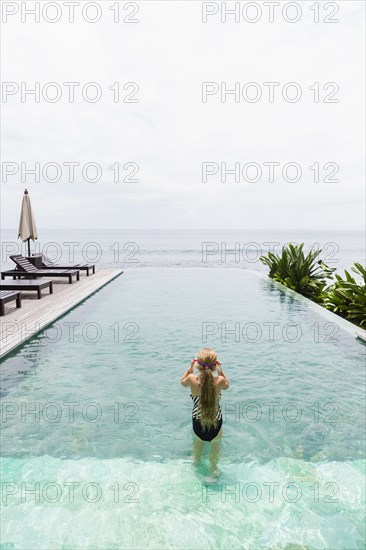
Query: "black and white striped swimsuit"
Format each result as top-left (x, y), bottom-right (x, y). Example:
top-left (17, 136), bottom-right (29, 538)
top-left (190, 394), bottom-right (223, 421)
top-left (190, 392), bottom-right (223, 442)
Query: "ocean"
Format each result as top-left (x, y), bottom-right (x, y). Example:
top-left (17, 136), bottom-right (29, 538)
top-left (1, 228), bottom-right (365, 275)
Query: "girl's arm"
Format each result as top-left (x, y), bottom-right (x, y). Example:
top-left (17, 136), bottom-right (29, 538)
top-left (217, 363), bottom-right (230, 390)
top-left (181, 360), bottom-right (195, 387)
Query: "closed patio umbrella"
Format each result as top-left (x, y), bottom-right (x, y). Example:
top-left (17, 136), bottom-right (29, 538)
top-left (18, 189), bottom-right (38, 256)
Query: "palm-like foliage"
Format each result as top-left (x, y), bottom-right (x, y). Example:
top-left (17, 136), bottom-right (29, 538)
top-left (260, 244), bottom-right (335, 302)
top-left (323, 263), bottom-right (366, 327)
top-left (260, 244), bottom-right (366, 327)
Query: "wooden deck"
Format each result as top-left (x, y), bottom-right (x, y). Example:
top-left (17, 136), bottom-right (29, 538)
top-left (0, 269), bottom-right (123, 359)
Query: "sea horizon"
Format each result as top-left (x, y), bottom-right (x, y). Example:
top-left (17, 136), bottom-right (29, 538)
top-left (1, 228), bottom-right (364, 274)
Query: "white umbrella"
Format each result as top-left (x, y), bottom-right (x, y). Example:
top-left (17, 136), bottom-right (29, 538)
top-left (18, 189), bottom-right (38, 256)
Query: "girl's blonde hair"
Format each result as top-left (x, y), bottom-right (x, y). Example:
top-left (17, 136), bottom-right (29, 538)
top-left (196, 348), bottom-right (218, 431)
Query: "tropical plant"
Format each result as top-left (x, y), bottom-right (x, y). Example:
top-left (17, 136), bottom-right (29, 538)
top-left (260, 243), bottom-right (335, 302)
top-left (323, 263), bottom-right (366, 327)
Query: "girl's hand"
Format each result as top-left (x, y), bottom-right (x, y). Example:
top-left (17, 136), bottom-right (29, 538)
top-left (187, 360), bottom-right (195, 374)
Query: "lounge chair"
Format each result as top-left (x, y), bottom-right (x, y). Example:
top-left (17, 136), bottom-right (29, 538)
top-left (0, 290), bottom-right (22, 316)
top-left (0, 279), bottom-right (53, 299)
top-left (39, 253), bottom-right (95, 276)
top-left (1, 255), bottom-right (80, 284)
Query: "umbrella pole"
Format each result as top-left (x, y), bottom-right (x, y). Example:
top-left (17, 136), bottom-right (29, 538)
top-left (27, 238), bottom-right (31, 257)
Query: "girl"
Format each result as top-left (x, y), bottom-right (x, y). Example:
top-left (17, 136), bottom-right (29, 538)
top-left (181, 348), bottom-right (230, 477)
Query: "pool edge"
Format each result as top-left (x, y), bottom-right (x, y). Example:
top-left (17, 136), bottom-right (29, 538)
top-left (0, 269), bottom-right (124, 360)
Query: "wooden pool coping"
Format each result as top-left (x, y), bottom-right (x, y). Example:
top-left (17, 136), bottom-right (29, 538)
top-left (0, 269), bottom-right (123, 359)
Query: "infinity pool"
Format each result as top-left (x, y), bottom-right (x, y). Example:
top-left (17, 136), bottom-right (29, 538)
top-left (1, 269), bottom-right (365, 549)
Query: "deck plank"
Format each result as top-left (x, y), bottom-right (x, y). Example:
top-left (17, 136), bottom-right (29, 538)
top-left (0, 269), bottom-right (123, 358)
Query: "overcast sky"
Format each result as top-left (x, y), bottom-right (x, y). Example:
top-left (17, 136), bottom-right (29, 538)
top-left (1, 0), bottom-right (365, 230)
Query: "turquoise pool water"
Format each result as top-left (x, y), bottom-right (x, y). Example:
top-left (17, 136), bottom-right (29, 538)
top-left (1, 269), bottom-right (365, 549)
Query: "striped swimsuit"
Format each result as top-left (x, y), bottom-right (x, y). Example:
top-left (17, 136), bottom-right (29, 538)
top-left (190, 392), bottom-right (223, 442)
